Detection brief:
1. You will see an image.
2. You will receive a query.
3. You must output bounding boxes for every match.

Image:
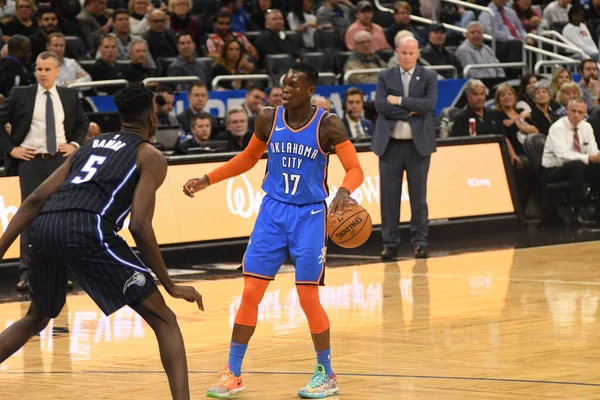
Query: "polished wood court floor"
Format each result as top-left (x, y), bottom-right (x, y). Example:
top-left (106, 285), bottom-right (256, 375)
top-left (2, 242), bottom-right (600, 399)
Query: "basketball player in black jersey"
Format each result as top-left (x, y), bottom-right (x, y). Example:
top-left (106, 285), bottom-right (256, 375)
top-left (0, 83), bottom-right (203, 400)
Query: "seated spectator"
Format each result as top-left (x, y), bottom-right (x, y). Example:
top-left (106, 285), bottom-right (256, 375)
top-left (344, 30), bottom-right (387, 84)
top-left (143, 9), bottom-right (177, 60)
top-left (556, 81), bottom-right (583, 117)
top-left (311, 95), bottom-right (334, 112)
top-left (167, 32), bottom-right (210, 86)
top-left (550, 67), bottom-right (572, 104)
top-left (513, 0), bottom-right (543, 33)
top-left (287, 0), bottom-right (318, 50)
top-left (84, 122), bottom-right (102, 143)
top-left (0, 34), bottom-right (33, 97)
top-left (221, 0), bottom-right (252, 33)
top-left (529, 81), bottom-right (558, 136)
top-left (46, 32), bottom-right (91, 86)
top-left (345, 1), bottom-right (391, 52)
top-left (586, 0), bottom-right (600, 41)
top-left (456, 21), bottom-right (505, 78)
top-left (316, 0), bottom-right (353, 41)
top-left (88, 35), bottom-right (126, 94)
top-left (2, 0), bottom-right (36, 39)
top-left (168, 0), bottom-right (202, 44)
top-left (542, 0), bottom-right (571, 31)
top-left (123, 39), bottom-right (157, 81)
top-left (542, 96), bottom-right (600, 225)
top-left (579, 59), bottom-right (599, 109)
top-left (240, 84), bottom-right (265, 118)
top-left (516, 73), bottom-right (539, 112)
top-left (154, 84), bottom-right (177, 126)
top-left (420, 23), bottom-right (462, 79)
top-left (342, 86), bottom-right (373, 139)
top-left (385, 1), bottom-right (426, 49)
top-left (563, 7), bottom-right (598, 61)
top-left (177, 112), bottom-right (214, 153)
top-left (451, 79), bottom-right (502, 136)
top-left (217, 107), bottom-right (252, 152)
top-left (128, 0), bottom-right (151, 35)
top-left (29, 8), bottom-right (58, 60)
top-left (478, 0), bottom-right (527, 64)
top-left (211, 39), bottom-right (254, 90)
top-left (177, 82), bottom-right (213, 133)
top-left (267, 84), bottom-right (283, 107)
top-left (495, 83), bottom-right (538, 159)
top-left (206, 10), bottom-right (259, 60)
top-left (438, 2), bottom-right (476, 37)
top-left (255, 9), bottom-right (299, 67)
top-left (250, 0), bottom-right (272, 30)
top-left (77, 0), bottom-right (114, 51)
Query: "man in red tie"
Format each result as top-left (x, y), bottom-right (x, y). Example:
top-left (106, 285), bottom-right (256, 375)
top-left (542, 96), bottom-right (600, 225)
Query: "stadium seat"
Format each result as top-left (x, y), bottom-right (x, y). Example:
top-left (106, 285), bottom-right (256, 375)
top-left (315, 28), bottom-right (345, 51)
top-left (195, 57), bottom-right (215, 74)
top-left (78, 59), bottom-right (96, 73)
top-left (285, 31), bottom-right (304, 52)
top-left (334, 51), bottom-right (354, 75)
top-left (302, 51), bottom-right (333, 72)
top-left (265, 54), bottom-right (295, 83)
top-left (377, 49), bottom-right (395, 63)
top-left (373, 10), bottom-right (394, 28)
top-left (66, 36), bottom-right (87, 60)
top-left (157, 57), bottom-right (176, 76)
top-left (245, 31), bottom-right (261, 47)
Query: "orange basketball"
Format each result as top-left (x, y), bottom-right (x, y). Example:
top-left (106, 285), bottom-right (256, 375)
top-left (328, 204), bottom-right (372, 248)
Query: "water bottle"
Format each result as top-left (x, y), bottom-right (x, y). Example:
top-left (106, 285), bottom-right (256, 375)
top-left (469, 118), bottom-right (477, 136)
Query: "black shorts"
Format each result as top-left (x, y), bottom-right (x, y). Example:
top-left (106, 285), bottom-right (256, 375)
top-left (28, 211), bottom-right (157, 318)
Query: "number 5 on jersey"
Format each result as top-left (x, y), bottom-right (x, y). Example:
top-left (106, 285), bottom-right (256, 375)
top-left (282, 172), bottom-right (301, 195)
top-left (71, 155), bottom-right (107, 184)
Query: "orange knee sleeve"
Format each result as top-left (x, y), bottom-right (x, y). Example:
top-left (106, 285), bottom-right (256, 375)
top-left (234, 276), bottom-right (270, 326)
top-left (297, 285), bottom-right (330, 334)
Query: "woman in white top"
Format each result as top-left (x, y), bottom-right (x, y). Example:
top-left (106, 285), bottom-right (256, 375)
top-left (562, 7), bottom-right (599, 61)
top-left (287, 0), bottom-right (318, 50)
top-left (129, 0), bottom-right (151, 36)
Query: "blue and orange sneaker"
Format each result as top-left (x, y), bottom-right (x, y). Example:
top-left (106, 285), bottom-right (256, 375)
top-left (206, 366), bottom-right (245, 398)
top-left (297, 364), bottom-right (339, 398)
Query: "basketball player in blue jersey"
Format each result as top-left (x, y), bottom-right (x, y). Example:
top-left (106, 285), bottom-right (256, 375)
top-left (0, 84), bottom-right (203, 400)
top-left (183, 62), bottom-right (364, 399)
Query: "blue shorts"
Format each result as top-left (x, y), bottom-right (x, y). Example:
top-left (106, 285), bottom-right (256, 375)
top-left (242, 195), bottom-right (327, 285)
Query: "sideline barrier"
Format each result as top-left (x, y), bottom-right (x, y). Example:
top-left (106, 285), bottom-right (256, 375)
top-left (0, 136), bottom-right (517, 260)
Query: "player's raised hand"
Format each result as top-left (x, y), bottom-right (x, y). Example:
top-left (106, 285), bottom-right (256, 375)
top-left (329, 188), bottom-right (356, 216)
top-left (183, 175), bottom-right (209, 198)
top-left (169, 285), bottom-right (204, 310)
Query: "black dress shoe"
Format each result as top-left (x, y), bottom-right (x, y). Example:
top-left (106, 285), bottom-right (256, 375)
top-left (414, 246), bottom-right (428, 259)
top-left (380, 247), bottom-right (397, 261)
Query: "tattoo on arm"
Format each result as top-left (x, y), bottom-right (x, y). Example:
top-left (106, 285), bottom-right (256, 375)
top-left (253, 107), bottom-right (276, 142)
top-left (320, 113), bottom-right (350, 150)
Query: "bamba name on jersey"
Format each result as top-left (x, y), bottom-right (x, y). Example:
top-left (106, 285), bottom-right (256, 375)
top-left (92, 138), bottom-right (127, 152)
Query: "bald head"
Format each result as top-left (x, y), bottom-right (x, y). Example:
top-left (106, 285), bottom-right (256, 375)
top-left (396, 36), bottom-right (419, 71)
top-left (353, 30), bottom-right (373, 56)
top-left (149, 10), bottom-right (167, 32)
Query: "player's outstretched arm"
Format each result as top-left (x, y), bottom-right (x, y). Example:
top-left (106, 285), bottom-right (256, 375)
top-left (321, 114), bottom-right (364, 215)
top-left (131, 143), bottom-right (204, 310)
top-left (0, 156), bottom-right (73, 259)
top-left (182, 107), bottom-right (275, 198)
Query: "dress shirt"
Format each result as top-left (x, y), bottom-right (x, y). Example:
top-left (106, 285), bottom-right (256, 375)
top-left (392, 66), bottom-right (415, 139)
top-left (57, 57), bottom-right (91, 86)
top-left (478, 2), bottom-right (526, 41)
top-left (347, 117), bottom-right (366, 138)
top-left (455, 41), bottom-right (506, 78)
top-left (542, 117), bottom-right (599, 167)
top-left (21, 85), bottom-right (67, 153)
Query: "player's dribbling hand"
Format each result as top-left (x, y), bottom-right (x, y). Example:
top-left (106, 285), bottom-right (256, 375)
top-left (169, 285), bottom-right (204, 310)
top-left (183, 175), bottom-right (209, 198)
top-left (329, 188), bottom-right (356, 216)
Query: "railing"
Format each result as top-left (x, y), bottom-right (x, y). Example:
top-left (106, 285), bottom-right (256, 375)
top-left (424, 65), bottom-right (459, 79)
top-left (343, 68), bottom-right (384, 84)
top-left (212, 74), bottom-right (273, 88)
top-left (463, 62), bottom-right (528, 77)
top-left (534, 59), bottom-right (581, 75)
top-left (142, 76), bottom-right (201, 86)
top-left (279, 72), bottom-right (337, 85)
top-left (526, 33), bottom-right (588, 60)
top-left (67, 79), bottom-right (129, 89)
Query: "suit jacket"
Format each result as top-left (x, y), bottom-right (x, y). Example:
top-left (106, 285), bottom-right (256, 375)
top-left (372, 64), bottom-right (437, 157)
top-left (342, 115), bottom-right (373, 139)
top-left (0, 85), bottom-right (89, 176)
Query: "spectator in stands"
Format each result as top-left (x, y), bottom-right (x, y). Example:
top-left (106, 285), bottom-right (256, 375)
top-left (479, 0), bottom-right (527, 65)
top-left (168, 0), bottom-right (201, 44)
top-left (311, 95), bottom-right (334, 112)
top-left (513, 0), bottom-right (543, 33)
top-left (123, 39), bottom-right (157, 81)
top-left (267, 84), bottom-right (283, 107)
top-left (221, 0), bottom-right (252, 33)
top-left (550, 67), bottom-right (572, 104)
top-left (211, 39), bottom-right (254, 90)
top-left (77, 0), bottom-right (114, 51)
top-left (250, 0), bottom-right (272, 30)
top-left (495, 83), bottom-right (538, 160)
top-left (1, 0), bottom-right (36, 40)
top-left (342, 86), bottom-right (372, 139)
top-left (345, 1), bottom-right (391, 52)
top-left (0, 0), bottom-right (15, 23)
top-left (167, 32), bottom-right (210, 86)
top-left (586, 0), bottom-right (600, 41)
top-left (128, 0), bottom-right (151, 35)
top-left (344, 30), bottom-right (386, 84)
top-left (143, 9), bottom-right (177, 60)
top-left (154, 84), bottom-right (177, 126)
top-left (206, 11), bottom-right (259, 61)
top-left (240, 84), bottom-right (265, 118)
top-left (420, 23), bottom-right (462, 79)
top-left (579, 59), bottom-right (599, 109)
top-left (556, 81), bottom-right (583, 117)
top-left (51, 0), bottom-right (84, 39)
top-left (47, 32), bottom-right (91, 86)
top-left (97, 9), bottom-right (152, 67)
top-left (177, 112), bottom-right (214, 153)
top-left (177, 82), bottom-right (213, 133)
top-left (451, 79), bottom-right (502, 136)
top-left (542, 0), bottom-right (571, 31)
top-left (255, 9), bottom-right (299, 67)
top-left (287, 0), bottom-right (318, 50)
top-left (542, 96), bottom-right (600, 225)
top-left (89, 35), bottom-right (125, 94)
top-left (0, 34), bottom-right (34, 97)
top-left (529, 81), bottom-right (558, 136)
top-left (385, 1), bottom-right (426, 49)
top-left (455, 21), bottom-right (505, 78)
top-left (516, 73), bottom-right (539, 112)
top-left (28, 8), bottom-right (58, 60)
top-left (217, 107), bottom-right (252, 152)
top-left (84, 121), bottom-right (101, 143)
top-left (316, 0), bottom-right (353, 41)
top-left (563, 7), bottom-right (599, 61)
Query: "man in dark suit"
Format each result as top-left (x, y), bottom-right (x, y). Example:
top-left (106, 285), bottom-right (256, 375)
top-left (0, 51), bottom-right (89, 290)
top-left (0, 35), bottom-right (35, 99)
top-left (342, 87), bottom-right (374, 141)
top-left (176, 82), bottom-right (216, 134)
top-left (372, 36), bottom-right (437, 260)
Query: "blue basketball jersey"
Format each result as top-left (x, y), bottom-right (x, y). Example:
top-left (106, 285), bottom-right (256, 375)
top-left (262, 106), bottom-right (329, 205)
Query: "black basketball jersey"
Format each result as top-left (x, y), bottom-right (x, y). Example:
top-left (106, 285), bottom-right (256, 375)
top-left (41, 132), bottom-right (148, 230)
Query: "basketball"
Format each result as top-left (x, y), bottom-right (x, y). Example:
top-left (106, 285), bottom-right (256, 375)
top-left (328, 204), bottom-right (372, 248)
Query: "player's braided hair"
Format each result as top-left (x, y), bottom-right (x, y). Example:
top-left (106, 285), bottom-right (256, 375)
top-left (114, 83), bottom-right (154, 123)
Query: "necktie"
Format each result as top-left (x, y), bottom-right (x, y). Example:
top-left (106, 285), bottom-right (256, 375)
top-left (499, 7), bottom-right (520, 40)
top-left (355, 123), bottom-right (361, 138)
top-left (45, 91), bottom-right (57, 155)
top-left (402, 71), bottom-right (410, 97)
top-left (573, 126), bottom-right (581, 153)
